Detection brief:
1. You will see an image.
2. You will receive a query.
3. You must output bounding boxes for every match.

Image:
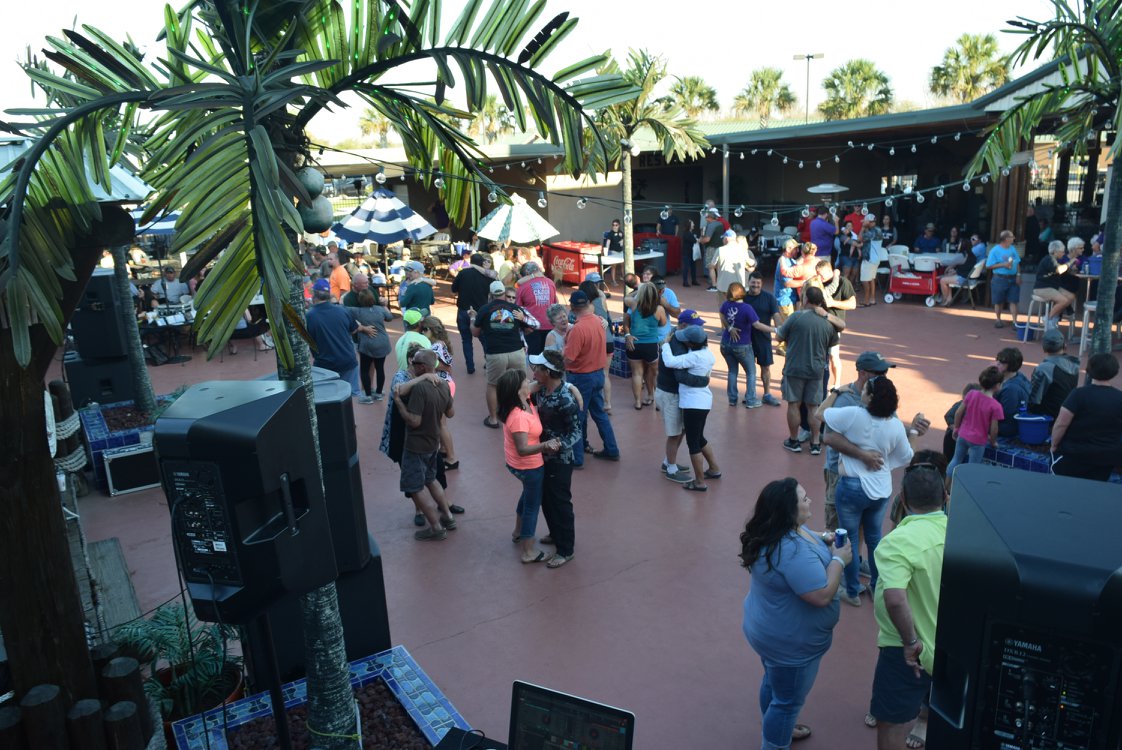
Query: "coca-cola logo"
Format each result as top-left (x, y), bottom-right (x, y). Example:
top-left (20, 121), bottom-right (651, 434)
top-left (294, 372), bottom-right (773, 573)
top-left (552, 256), bottom-right (576, 273)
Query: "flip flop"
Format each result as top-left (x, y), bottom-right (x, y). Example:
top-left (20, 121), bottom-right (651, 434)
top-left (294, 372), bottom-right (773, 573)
top-left (682, 481), bottom-right (708, 492)
top-left (703, 470), bottom-right (722, 479)
top-left (483, 417), bottom-right (501, 428)
top-left (521, 550), bottom-right (547, 564)
top-left (443, 460), bottom-right (460, 471)
top-left (905, 731), bottom-right (925, 748)
top-left (864, 713), bottom-right (878, 728)
top-left (792, 724), bottom-right (811, 741)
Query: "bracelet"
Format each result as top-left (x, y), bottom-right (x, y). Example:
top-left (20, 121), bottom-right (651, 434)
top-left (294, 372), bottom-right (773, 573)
top-left (829, 556), bottom-right (844, 566)
top-left (905, 637), bottom-right (919, 647)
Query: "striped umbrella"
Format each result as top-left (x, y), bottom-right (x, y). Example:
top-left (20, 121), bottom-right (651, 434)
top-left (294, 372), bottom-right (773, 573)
top-left (475, 193), bottom-right (559, 244)
top-left (130, 208), bottom-right (180, 235)
top-left (331, 189), bottom-right (436, 245)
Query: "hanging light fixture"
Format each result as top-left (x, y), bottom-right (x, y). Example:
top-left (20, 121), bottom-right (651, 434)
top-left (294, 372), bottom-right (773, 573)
top-left (911, 144), bottom-right (917, 153)
top-left (860, 203), bottom-right (869, 215)
top-left (770, 212), bottom-right (779, 227)
top-left (577, 197), bottom-right (588, 210)
top-left (889, 147), bottom-right (896, 156)
top-left (801, 206), bottom-right (810, 218)
top-left (963, 182), bottom-right (971, 191)
top-left (915, 193), bottom-right (925, 204)
top-left (834, 155), bottom-right (840, 163)
top-left (487, 190), bottom-right (498, 203)
top-left (936, 187), bottom-right (945, 198)
top-left (375, 171), bottom-right (387, 184)
top-left (815, 160), bottom-right (821, 168)
top-left (433, 172), bottom-right (445, 189)
top-left (537, 191), bottom-right (548, 209)
top-left (734, 205), bottom-right (744, 218)
top-left (885, 197), bottom-right (894, 208)
top-left (660, 206), bottom-right (670, 221)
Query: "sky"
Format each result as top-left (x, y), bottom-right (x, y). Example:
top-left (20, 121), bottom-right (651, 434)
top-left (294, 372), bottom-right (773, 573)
top-left (1, 0), bottom-right (1059, 143)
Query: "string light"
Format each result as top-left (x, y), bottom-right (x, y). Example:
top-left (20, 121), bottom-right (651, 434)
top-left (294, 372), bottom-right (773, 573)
top-left (834, 155), bottom-right (840, 163)
top-left (734, 205), bottom-right (744, 217)
top-left (867, 143), bottom-right (875, 151)
top-left (375, 171), bottom-right (387, 184)
top-left (930, 136), bottom-right (938, 144)
top-left (740, 152), bottom-right (745, 160)
top-left (660, 206), bottom-right (670, 221)
top-left (537, 191), bottom-right (548, 209)
top-left (860, 204), bottom-right (868, 215)
top-left (885, 197), bottom-right (894, 207)
top-left (847, 141), bottom-right (854, 148)
top-left (936, 187), bottom-right (945, 198)
top-left (1002, 167), bottom-right (1011, 177)
top-left (815, 161), bottom-right (821, 168)
top-left (770, 212), bottom-right (779, 227)
top-left (911, 144), bottom-right (917, 153)
top-left (801, 206), bottom-right (810, 218)
top-left (577, 198), bottom-right (588, 210)
top-left (954, 132), bottom-right (961, 141)
top-left (889, 147), bottom-right (895, 156)
top-left (433, 173), bottom-right (445, 189)
top-left (783, 156), bottom-right (789, 164)
top-left (963, 182), bottom-right (971, 191)
top-left (916, 193), bottom-right (925, 203)
top-left (829, 206), bottom-right (837, 217)
top-left (798, 161), bottom-right (804, 168)
top-left (980, 174), bottom-right (989, 184)
top-left (487, 190), bottom-right (498, 203)
top-left (711, 147), bottom-right (718, 154)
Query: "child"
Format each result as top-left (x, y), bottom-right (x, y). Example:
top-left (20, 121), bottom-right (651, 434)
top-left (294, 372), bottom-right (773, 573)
top-left (943, 382), bottom-right (981, 461)
top-left (948, 366), bottom-right (1004, 477)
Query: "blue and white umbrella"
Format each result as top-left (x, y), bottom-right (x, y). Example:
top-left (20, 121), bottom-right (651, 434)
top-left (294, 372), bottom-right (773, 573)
top-left (130, 208), bottom-right (180, 235)
top-left (475, 192), bottom-right (558, 244)
top-left (331, 189), bottom-right (436, 245)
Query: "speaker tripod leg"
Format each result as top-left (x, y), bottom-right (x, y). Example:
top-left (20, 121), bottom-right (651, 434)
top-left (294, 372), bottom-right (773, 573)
top-left (247, 615), bottom-right (294, 750)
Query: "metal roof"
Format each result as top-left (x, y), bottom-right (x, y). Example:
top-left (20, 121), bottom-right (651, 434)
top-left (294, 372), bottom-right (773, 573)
top-left (0, 137), bottom-right (151, 202)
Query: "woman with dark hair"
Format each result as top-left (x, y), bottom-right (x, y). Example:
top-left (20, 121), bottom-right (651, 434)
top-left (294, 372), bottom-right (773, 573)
top-left (497, 368), bottom-right (561, 563)
top-left (1050, 353), bottom-right (1122, 481)
top-left (354, 289), bottom-right (393, 402)
top-left (623, 282), bottom-right (667, 409)
top-left (741, 478), bottom-right (852, 748)
top-left (580, 277), bottom-right (614, 414)
top-left (682, 218), bottom-right (700, 287)
top-left (819, 376), bottom-right (914, 605)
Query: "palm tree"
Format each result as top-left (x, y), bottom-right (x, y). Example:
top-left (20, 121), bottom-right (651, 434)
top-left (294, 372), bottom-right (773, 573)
top-left (589, 50), bottom-right (708, 273)
top-left (468, 94), bottom-right (517, 144)
top-left (0, 0), bottom-right (636, 740)
top-left (358, 107), bottom-right (394, 148)
top-left (930, 33), bottom-right (1011, 104)
top-left (670, 76), bottom-right (719, 119)
top-left (970, 0), bottom-right (1120, 357)
top-left (731, 68), bottom-right (797, 126)
top-left (818, 59), bottom-right (894, 120)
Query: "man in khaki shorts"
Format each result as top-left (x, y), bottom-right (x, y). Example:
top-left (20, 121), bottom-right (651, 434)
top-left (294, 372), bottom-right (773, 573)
top-left (775, 286), bottom-right (843, 456)
top-left (653, 310), bottom-right (711, 482)
top-left (472, 279), bottom-right (538, 427)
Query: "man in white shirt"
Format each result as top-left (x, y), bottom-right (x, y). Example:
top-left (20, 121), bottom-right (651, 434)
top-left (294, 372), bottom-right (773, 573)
top-left (149, 265), bottom-right (191, 308)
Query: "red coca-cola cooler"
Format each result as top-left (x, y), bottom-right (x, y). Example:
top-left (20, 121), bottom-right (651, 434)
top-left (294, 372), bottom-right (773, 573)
top-left (542, 241), bottom-right (603, 286)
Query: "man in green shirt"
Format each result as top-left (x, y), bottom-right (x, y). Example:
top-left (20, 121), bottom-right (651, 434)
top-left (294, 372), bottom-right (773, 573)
top-left (396, 309), bottom-right (430, 371)
top-left (399, 260), bottom-right (434, 317)
top-left (870, 466), bottom-right (947, 750)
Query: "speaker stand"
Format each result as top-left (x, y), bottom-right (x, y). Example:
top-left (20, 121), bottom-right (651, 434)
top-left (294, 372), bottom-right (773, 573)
top-left (246, 615), bottom-right (294, 750)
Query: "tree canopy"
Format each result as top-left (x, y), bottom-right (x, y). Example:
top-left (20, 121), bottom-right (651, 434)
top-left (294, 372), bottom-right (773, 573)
top-left (818, 59), bottom-right (893, 120)
top-left (930, 33), bottom-right (1011, 103)
top-left (731, 68), bottom-right (796, 126)
top-left (669, 76), bottom-right (719, 119)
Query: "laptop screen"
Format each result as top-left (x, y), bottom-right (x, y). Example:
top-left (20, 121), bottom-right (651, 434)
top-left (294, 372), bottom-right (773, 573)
top-left (508, 680), bottom-right (635, 750)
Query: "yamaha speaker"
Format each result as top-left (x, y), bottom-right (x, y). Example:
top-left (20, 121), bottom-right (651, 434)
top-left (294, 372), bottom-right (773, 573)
top-left (257, 371), bottom-right (370, 572)
top-left (64, 351), bottom-right (135, 407)
top-left (154, 381), bottom-right (338, 624)
top-left (242, 533), bottom-right (391, 686)
top-left (71, 267), bottom-right (130, 359)
top-left (929, 465), bottom-right (1122, 750)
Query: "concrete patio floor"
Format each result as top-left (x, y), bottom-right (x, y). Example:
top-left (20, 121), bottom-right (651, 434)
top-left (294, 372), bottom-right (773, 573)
top-left (64, 269), bottom-right (1114, 749)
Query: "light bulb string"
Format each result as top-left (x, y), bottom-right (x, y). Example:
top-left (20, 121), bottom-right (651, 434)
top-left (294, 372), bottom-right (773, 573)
top-left (305, 140), bottom-right (1007, 221)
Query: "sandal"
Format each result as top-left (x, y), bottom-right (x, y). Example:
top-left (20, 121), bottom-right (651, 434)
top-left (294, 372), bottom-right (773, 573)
top-left (521, 550), bottom-right (547, 564)
top-left (443, 460), bottom-right (460, 471)
top-left (547, 553), bottom-right (572, 569)
top-left (864, 713), bottom-right (878, 728)
top-left (703, 470), bottom-right (722, 479)
top-left (483, 417), bottom-right (501, 429)
top-left (682, 481), bottom-right (708, 492)
top-left (906, 732), bottom-right (925, 749)
top-left (792, 724), bottom-right (811, 741)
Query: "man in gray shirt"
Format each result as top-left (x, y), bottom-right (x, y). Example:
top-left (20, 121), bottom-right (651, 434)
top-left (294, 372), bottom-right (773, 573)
top-left (776, 285), bottom-right (844, 455)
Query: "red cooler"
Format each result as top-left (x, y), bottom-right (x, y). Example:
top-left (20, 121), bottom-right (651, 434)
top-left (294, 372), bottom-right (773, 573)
top-left (543, 241), bottom-right (603, 286)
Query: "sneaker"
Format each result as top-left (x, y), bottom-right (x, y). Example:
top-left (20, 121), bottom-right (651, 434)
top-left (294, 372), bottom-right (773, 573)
top-left (661, 462), bottom-right (691, 474)
top-left (449, 504), bottom-right (466, 514)
top-left (797, 427), bottom-right (811, 443)
top-left (782, 438), bottom-right (802, 453)
top-left (592, 450), bottom-right (620, 461)
top-left (841, 593), bottom-right (862, 607)
top-left (762, 394), bottom-right (782, 407)
top-left (547, 553), bottom-right (573, 569)
top-left (357, 395), bottom-right (374, 404)
top-left (729, 400), bottom-right (739, 407)
top-left (413, 513), bottom-right (426, 527)
top-left (414, 527), bottom-right (447, 541)
top-left (744, 400), bottom-right (764, 409)
top-left (859, 558), bottom-right (871, 577)
top-left (809, 442), bottom-right (822, 456)
top-left (664, 470), bottom-right (692, 483)
top-left (706, 286), bottom-right (718, 292)
top-left (438, 516), bottom-right (457, 530)
top-left (373, 392), bottom-right (384, 401)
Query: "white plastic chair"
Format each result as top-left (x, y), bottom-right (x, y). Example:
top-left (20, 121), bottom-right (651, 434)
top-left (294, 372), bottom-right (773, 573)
top-left (946, 260), bottom-right (987, 309)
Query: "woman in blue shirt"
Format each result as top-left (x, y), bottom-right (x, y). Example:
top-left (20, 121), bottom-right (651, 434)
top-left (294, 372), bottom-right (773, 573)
top-left (741, 478), bottom-right (852, 749)
top-left (622, 282), bottom-right (666, 410)
top-left (719, 282), bottom-right (776, 407)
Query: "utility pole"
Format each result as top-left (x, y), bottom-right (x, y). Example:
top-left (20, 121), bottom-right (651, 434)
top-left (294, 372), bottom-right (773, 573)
top-left (794, 53), bottom-right (823, 124)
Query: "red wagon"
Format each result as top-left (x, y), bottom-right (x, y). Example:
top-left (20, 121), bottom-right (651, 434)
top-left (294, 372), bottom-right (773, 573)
top-left (885, 254), bottom-right (941, 307)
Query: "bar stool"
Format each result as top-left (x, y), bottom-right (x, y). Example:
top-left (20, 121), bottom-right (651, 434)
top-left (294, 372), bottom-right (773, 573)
top-left (1079, 302), bottom-right (1097, 357)
top-left (1024, 294), bottom-right (1052, 340)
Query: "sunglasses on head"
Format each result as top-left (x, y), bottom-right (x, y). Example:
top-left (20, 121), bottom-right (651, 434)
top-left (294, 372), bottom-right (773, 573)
top-left (905, 462), bottom-right (941, 474)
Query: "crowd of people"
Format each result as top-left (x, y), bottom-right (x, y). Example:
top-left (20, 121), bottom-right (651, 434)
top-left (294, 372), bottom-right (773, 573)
top-left (234, 211), bottom-right (1122, 748)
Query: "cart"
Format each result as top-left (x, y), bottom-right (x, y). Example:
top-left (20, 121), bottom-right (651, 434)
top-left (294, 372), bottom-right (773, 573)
top-left (885, 254), bottom-right (941, 307)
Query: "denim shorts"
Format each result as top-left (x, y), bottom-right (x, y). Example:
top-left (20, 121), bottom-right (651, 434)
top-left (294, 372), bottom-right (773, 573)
top-left (991, 274), bottom-right (1020, 305)
top-left (870, 647), bottom-right (931, 723)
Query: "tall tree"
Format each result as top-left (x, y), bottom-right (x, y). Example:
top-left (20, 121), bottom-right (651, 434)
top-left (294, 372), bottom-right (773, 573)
top-left (930, 33), bottom-right (1011, 103)
top-left (670, 76), bottom-right (719, 119)
top-left (589, 50), bottom-right (708, 273)
top-left (970, 0), bottom-right (1120, 357)
top-left (468, 94), bottom-right (517, 144)
top-left (818, 59), bottom-right (894, 120)
top-left (0, 1), bottom-right (636, 743)
top-left (731, 67), bottom-right (796, 126)
top-left (358, 107), bottom-right (394, 148)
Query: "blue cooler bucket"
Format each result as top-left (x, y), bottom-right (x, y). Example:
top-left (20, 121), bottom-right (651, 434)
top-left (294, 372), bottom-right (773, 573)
top-left (1085, 255), bottom-right (1103, 275)
top-left (1014, 412), bottom-right (1053, 444)
top-left (1015, 322), bottom-right (1034, 342)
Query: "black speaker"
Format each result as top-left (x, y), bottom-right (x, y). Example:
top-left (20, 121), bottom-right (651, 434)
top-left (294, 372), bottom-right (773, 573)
top-left (154, 381), bottom-right (338, 624)
top-left (71, 267), bottom-right (130, 359)
top-left (64, 351), bottom-right (135, 407)
top-left (257, 372), bottom-right (370, 572)
top-left (929, 465), bottom-right (1122, 750)
top-left (242, 533), bottom-right (391, 686)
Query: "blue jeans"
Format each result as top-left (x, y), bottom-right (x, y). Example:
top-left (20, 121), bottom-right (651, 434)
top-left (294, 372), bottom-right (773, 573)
top-left (947, 436), bottom-right (986, 477)
top-left (566, 369), bottom-right (619, 465)
top-left (720, 343), bottom-right (757, 405)
top-left (508, 465), bottom-right (544, 539)
top-left (758, 655), bottom-right (823, 750)
top-left (456, 309), bottom-right (477, 373)
top-left (332, 364), bottom-right (362, 397)
top-left (834, 476), bottom-right (889, 597)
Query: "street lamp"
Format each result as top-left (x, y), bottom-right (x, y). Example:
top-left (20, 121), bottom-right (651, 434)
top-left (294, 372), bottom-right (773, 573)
top-left (794, 53), bottom-right (824, 124)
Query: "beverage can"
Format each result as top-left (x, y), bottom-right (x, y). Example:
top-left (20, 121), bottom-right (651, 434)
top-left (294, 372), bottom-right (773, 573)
top-left (834, 528), bottom-right (848, 548)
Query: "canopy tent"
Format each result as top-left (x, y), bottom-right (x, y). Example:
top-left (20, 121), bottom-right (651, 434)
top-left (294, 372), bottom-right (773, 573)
top-left (475, 193), bottom-right (559, 244)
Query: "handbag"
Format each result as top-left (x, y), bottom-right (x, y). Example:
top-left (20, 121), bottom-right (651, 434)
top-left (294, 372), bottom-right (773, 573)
top-left (692, 241), bottom-right (701, 261)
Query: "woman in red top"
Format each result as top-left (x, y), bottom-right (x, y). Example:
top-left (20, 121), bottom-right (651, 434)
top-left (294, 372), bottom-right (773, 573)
top-left (498, 369), bottom-right (560, 563)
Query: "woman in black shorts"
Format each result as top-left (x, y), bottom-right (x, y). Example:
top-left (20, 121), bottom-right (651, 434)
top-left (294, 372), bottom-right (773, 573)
top-left (622, 282), bottom-right (666, 410)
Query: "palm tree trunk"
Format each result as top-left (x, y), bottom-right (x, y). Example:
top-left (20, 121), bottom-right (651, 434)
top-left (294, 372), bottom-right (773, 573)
top-left (108, 245), bottom-right (157, 416)
top-left (1091, 164), bottom-right (1121, 356)
top-left (622, 153), bottom-right (634, 274)
top-left (275, 269), bottom-right (358, 749)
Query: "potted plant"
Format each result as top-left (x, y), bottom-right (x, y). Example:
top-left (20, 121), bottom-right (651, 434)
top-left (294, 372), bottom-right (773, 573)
top-left (114, 601), bottom-right (243, 739)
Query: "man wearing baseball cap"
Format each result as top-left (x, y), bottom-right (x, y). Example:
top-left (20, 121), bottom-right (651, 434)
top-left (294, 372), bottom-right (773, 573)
top-left (817, 351), bottom-right (930, 599)
top-left (516, 261), bottom-right (558, 355)
top-left (472, 279), bottom-right (540, 427)
top-left (653, 310), bottom-right (710, 482)
top-left (708, 229), bottom-right (756, 299)
top-left (564, 290), bottom-right (619, 464)
top-left (699, 208), bottom-right (725, 290)
top-left (399, 260), bottom-right (434, 318)
top-left (306, 279), bottom-right (377, 397)
top-left (396, 309), bottom-right (431, 372)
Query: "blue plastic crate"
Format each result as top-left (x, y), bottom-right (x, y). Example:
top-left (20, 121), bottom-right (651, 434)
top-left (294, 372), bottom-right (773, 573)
top-left (609, 337), bottom-right (631, 379)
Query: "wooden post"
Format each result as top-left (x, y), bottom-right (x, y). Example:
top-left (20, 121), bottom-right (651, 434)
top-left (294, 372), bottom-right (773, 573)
top-left (100, 658), bottom-right (152, 743)
top-left (66, 699), bottom-right (107, 750)
top-left (19, 683), bottom-right (68, 750)
top-left (0, 705), bottom-right (27, 750)
top-left (102, 702), bottom-right (143, 750)
top-left (89, 644), bottom-right (121, 681)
